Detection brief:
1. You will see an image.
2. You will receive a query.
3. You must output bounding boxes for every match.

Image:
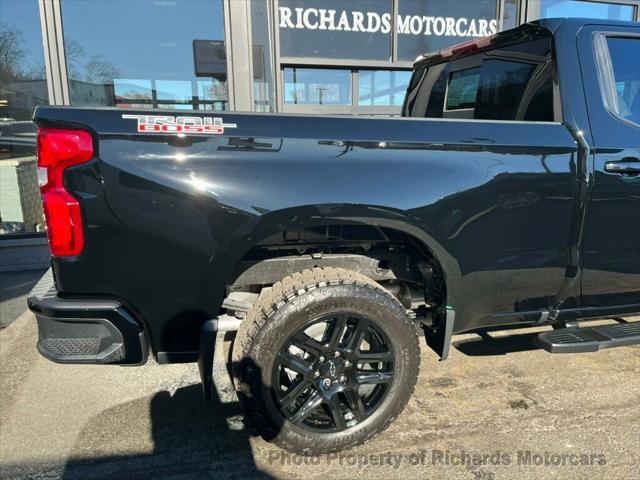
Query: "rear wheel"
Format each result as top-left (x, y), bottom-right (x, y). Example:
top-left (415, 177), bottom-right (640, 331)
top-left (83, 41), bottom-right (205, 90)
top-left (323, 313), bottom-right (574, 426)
top-left (231, 267), bottom-right (420, 454)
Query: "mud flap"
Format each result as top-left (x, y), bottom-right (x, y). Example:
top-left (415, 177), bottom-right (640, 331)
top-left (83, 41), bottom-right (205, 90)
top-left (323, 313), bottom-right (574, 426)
top-left (197, 319), bottom-right (218, 401)
top-left (425, 307), bottom-right (455, 360)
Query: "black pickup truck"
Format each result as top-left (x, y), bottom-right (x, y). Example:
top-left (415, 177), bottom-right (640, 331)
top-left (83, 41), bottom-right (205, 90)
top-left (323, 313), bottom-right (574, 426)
top-left (28, 18), bottom-right (639, 454)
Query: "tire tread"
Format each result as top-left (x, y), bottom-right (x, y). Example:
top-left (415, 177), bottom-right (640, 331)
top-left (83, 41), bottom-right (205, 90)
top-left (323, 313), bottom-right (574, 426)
top-left (232, 267), bottom-right (420, 454)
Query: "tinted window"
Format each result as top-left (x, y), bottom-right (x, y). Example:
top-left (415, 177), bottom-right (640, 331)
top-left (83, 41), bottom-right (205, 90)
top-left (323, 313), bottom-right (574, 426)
top-left (445, 68), bottom-right (480, 110)
top-left (425, 65), bottom-right (450, 117)
top-left (605, 37), bottom-right (640, 125)
top-left (475, 60), bottom-right (537, 120)
top-left (60, 0), bottom-right (228, 110)
top-left (403, 30), bottom-right (555, 121)
top-left (523, 75), bottom-right (554, 121)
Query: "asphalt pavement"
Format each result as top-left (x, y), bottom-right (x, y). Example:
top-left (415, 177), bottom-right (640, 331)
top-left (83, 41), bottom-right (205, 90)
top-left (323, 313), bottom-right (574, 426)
top-left (0, 269), bottom-right (46, 330)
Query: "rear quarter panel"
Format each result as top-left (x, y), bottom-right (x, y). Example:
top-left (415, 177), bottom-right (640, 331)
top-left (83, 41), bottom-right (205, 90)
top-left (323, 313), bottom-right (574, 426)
top-left (34, 107), bottom-right (577, 358)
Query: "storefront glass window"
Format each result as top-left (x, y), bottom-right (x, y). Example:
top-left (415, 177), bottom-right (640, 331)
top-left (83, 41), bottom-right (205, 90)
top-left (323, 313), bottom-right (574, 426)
top-left (251, 0), bottom-right (276, 112)
top-left (501, 0), bottom-right (520, 30)
top-left (397, 0), bottom-right (499, 61)
top-left (359, 70), bottom-right (412, 106)
top-left (61, 0), bottom-right (228, 110)
top-left (528, 0), bottom-right (636, 21)
top-left (284, 68), bottom-right (352, 105)
top-left (0, 0), bottom-right (47, 235)
top-left (278, 0), bottom-right (393, 60)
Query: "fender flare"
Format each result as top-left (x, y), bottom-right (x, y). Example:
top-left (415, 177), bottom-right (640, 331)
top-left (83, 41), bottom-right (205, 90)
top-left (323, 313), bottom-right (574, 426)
top-left (196, 203), bottom-right (463, 319)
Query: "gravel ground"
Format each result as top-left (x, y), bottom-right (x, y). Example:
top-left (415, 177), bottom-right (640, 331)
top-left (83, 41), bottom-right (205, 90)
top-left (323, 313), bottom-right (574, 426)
top-left (0, 311), bottom-right (638, 480)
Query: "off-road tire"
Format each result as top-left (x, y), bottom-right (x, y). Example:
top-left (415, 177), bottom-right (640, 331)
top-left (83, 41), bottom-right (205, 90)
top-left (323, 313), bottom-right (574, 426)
top-left (231, 267), bottom-right (420, 454)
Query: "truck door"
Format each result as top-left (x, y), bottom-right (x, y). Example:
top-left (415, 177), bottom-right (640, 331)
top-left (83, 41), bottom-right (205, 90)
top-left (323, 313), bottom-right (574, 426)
top-left (578, 25), bottom-right (640, 307)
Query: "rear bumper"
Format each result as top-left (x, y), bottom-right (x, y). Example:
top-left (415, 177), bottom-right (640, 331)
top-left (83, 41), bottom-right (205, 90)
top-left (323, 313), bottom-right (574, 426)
top-left (27, 269), bottom-right (148, 365)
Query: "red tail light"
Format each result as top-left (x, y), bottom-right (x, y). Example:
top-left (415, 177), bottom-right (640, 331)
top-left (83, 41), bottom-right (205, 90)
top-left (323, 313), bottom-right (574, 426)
top-left (37, 128), bottom-right (93, 257)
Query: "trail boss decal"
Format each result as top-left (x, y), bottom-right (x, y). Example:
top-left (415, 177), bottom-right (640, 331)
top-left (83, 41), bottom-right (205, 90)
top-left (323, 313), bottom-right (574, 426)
top-left (122, 114), bottom-right (237, 135)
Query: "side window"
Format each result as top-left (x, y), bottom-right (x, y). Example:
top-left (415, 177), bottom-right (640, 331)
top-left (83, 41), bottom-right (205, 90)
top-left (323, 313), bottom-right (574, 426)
top-left (600, 37), bottom-right (640, 126)
top-left (404, 31), bottom-right (555, 122)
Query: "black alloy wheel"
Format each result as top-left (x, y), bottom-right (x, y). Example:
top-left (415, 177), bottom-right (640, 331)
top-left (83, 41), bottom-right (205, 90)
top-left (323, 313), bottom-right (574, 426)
top-left (232, 267), bottom-right (420, 454)
top-left (273, 312), bottom-right (394, 432)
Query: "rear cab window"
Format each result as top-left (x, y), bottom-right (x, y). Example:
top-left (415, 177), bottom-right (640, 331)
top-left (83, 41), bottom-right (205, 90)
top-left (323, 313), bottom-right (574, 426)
top-left (445, 68), bottom-right (481, 111)
top-left (403, 25), bottom-right (557, 122)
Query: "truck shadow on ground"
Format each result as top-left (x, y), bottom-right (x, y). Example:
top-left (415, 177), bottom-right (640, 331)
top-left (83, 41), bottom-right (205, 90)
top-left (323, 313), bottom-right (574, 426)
top-left (452, 328), bottom-right (542, 356)
top-left (61, 369), bottom-right (276, 479)
top-left (58, 330), bottom-right (543, 479)
top-left (0, 270), bottom-right (45, 302)
top-left (0, 269), bottom-right (47, 329)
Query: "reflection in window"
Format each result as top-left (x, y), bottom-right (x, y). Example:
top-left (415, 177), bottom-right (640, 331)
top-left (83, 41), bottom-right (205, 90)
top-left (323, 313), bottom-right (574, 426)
top-left (606, 37), bottom-right (640, 124)
top-left (251, 0), bottom-right (275, 112)
top-left (60, 0), bottom-right (228, 110)
top-left (0, 1), bottom-right (48, 121)
top-left (425, 65), bottom-right (450, 118)
top-left (501, 0), bottom-right (520, 31)
top-left (114, 79), bottom-right (153, 103)
top-left (397, 0), bottom-right (498, 61)
top-left (528, 0), bottom-right (636, 20)
top-left (475, 60), bottom-right (537, 120)
top-left (0, 0), bottom-right (46, 235)
top-left (445, 68), bottom-right (480, 110)
top-left (284, 68), bottom-right (351, 105)
top-left (406, 32), bottom-right (555, 122)
top-left (278, 0), bottom-right (392, 61)
top-left (156, 80), bottom-right (192, 103)
top-left (359, 71), bottom-right (411, 106)
top-left (198, 80), bottom-right (228, 110)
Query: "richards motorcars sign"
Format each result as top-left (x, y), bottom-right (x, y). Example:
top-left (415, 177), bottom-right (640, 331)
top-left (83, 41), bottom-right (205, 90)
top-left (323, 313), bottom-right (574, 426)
top-left (278, 0), bottom-right (498, 61)
top-left (279, 7), bottom-right (497, 38)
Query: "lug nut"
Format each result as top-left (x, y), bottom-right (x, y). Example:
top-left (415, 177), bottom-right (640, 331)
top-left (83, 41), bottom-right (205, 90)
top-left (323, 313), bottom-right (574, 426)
top-left (314, 371), bottom-right (320, 378)
top-left (344, 360), bottom-right (351, 367)
top-left (334, 351), bottom-right (341, 358)
top-left (319, 355), bottom-right (325, 363)
top-left (339, 375), bottom-right (347, 383)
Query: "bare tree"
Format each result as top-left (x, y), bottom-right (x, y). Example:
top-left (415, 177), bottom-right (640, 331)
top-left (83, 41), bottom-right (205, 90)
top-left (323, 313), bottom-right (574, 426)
top-left (64, 39), bottom-right (86, 80)
top-left (0, 23), bottom-right (26, 80)
top-left (84, 54), bottom-right (121, 83)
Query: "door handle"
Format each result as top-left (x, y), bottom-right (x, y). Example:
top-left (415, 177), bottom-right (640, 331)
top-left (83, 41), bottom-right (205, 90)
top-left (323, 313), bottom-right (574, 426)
top-left (604, 159), bottom-right (640, 175)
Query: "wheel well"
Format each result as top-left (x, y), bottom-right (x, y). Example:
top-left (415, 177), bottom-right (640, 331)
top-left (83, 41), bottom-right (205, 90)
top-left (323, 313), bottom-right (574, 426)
top-left (224, 224), bottom-right (446, 317)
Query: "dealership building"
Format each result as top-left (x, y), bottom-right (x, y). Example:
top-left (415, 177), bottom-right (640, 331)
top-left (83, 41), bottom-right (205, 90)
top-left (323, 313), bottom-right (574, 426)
top-left (0, 0), bottom-right (639, 244)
